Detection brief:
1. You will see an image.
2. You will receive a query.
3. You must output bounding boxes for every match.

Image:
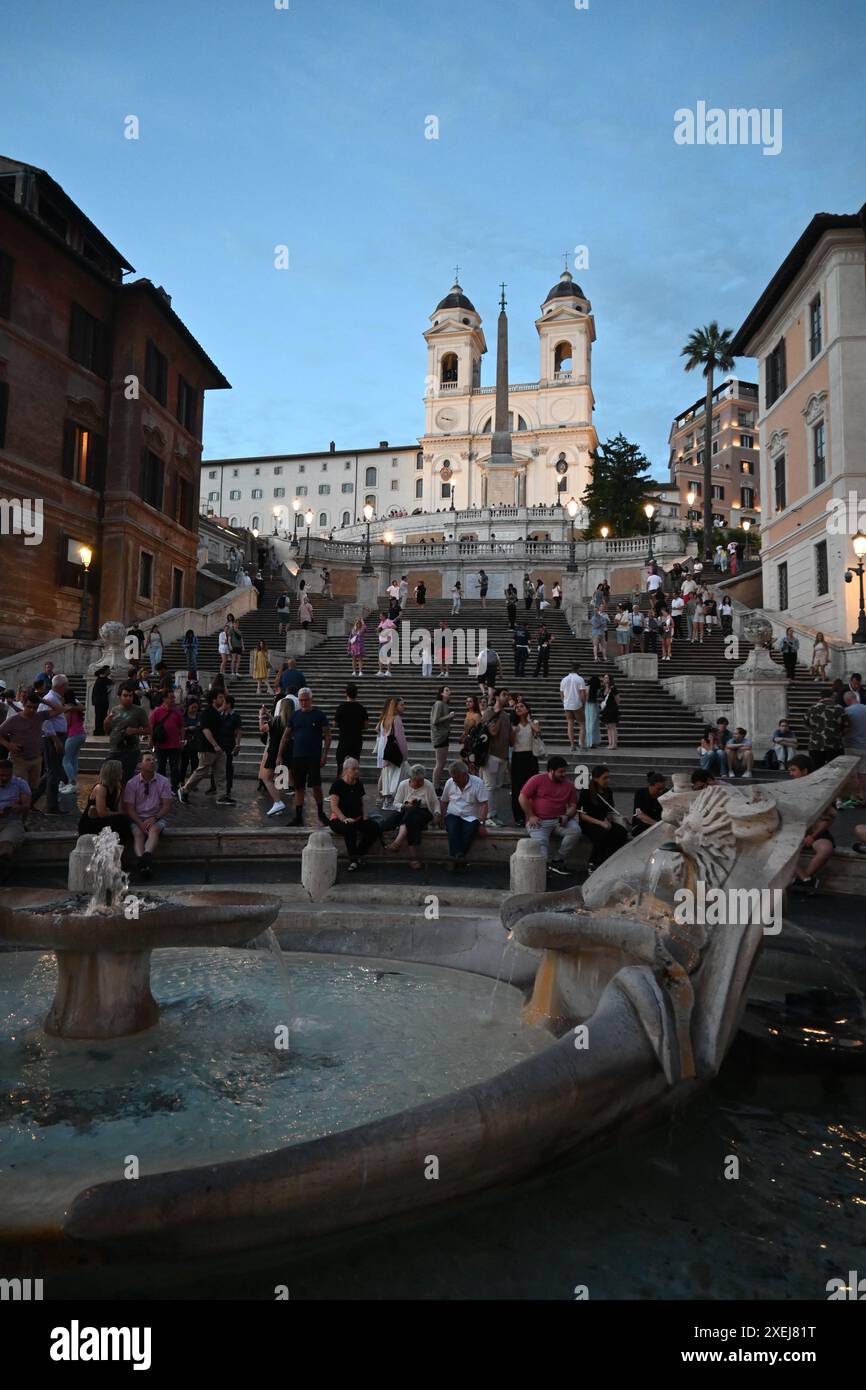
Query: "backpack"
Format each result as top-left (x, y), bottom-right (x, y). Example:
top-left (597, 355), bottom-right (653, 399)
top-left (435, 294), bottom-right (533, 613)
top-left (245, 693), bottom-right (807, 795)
top-left (463, 722), bottom-right (490, 767)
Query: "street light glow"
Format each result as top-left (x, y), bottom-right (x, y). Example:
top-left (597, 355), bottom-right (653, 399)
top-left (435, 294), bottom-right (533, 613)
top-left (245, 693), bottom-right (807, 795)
top-left (79, 545), bottom-right (93, 569)
top-left (363, 502), bottom-right (375, 522)
top-left (853, 531), bottom-right (866, 560)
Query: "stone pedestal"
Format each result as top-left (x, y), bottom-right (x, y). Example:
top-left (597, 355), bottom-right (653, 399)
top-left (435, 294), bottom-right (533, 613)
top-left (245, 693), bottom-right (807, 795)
top-left (616, 652), bottom-right (658, 680)
top-left (45, 950), bottom-right (159, 1039)
top-left (301, 829), bottom-right (338, 901)
top-left (732, 646), bottom-right (787, 756)
top-left (510, 837), bottom-right (547, 895)
top-left (356, 574), bottom-right (380, 613)
top-left (562, 571), bottom-right (584, 630)
top-left (285, 630), bottom-right (325, 657)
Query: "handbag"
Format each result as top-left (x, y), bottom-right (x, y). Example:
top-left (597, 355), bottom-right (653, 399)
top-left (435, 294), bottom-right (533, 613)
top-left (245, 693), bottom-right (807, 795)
top-left (383, 730), bottom-right (403, 766)
top-left (531, 731), bottom-right (547, 758)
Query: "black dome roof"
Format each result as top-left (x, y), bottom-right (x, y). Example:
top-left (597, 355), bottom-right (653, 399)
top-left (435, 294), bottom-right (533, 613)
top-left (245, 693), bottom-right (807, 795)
top-left (436, 282), bottom-right (476, 313)
top-left (544, 270), bottom-right (585, 303)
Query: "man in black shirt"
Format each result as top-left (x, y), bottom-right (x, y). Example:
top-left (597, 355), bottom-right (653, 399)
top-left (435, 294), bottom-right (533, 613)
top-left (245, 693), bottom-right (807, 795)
top-left (632, 770), bottom-right (666, 836)
top-left (533, 624), bottom-right (553, 678)
top-left (327, 757), bottom-right (379, 870)
top-left (285, 687), bottom-right (331, 826)
top-left (505, 584), bottom-right (518, 629)
top-left (178, 691), bottom-right (228, 803)
top-left (214, 694), bottom-right (242, 804)
top-left (334, 683), bottom-right (368, 775)
top-left (514, 622), bottom-right (530, 678)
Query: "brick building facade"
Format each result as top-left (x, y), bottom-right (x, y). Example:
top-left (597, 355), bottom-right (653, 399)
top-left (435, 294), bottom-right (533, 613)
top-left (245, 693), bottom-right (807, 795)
top-left (0, 157), bottom-right (229, 657)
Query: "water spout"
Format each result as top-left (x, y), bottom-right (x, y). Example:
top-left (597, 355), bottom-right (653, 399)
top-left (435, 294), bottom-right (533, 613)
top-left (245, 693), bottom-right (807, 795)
top-left (84, 829), bottom-right (129, 915)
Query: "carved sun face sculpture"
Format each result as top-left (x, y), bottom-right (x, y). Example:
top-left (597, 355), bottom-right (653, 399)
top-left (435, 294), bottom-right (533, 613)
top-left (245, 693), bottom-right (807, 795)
top-left (672, 786), bottom-right (737, 888)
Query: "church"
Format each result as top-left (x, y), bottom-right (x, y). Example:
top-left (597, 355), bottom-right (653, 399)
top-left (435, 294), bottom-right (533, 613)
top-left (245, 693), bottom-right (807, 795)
top-left (200, 269), bottom-right (599, 532)
top-left (420, 269), bottom-right (598, 512)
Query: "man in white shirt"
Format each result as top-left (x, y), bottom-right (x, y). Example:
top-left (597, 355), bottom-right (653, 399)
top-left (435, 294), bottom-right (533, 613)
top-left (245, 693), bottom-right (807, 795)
top-left (646, 570), bottom-right (663, 596)
top-left (670, 592), bottom-right (685, 639)
top-left (475, 648), bottom-right (500, 700)
top-left (559, 664), bottom-right (587, 752)
top-left (440, 760), bottom-right (488, 870)
top-left (681, 576), bottom-right (697, 598)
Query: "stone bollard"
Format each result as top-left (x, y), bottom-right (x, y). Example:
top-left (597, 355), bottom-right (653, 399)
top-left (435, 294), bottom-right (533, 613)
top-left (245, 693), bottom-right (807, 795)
top-left (301, 828), bottom-right (338, 901)
top-left (509, 836), bottom-right (547, 896)
top-left (68, 835), bottom-right (96, 893)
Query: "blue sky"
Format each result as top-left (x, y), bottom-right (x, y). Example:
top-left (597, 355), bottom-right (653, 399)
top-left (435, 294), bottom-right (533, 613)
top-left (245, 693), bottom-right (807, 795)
top-left (3, 0), bottom-right (864, 473)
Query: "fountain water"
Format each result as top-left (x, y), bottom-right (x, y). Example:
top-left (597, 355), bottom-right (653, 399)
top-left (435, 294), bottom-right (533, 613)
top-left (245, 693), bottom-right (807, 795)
top-left (83, 827), bottom-right (129, 914)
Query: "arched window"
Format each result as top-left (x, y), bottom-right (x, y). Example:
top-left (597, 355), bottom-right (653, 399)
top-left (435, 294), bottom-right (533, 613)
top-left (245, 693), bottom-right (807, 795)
top-left (319, 511), bottom-right (328, 527)
top-left (365, 494), bottom-right (376, 509)
top-left (416, 451), bottom-right (423, 470)
top-left (229, 515), bottom-right (239, 527)
top-left (415, 478), bottom-right (423, 499)
top-left (365, 466), bottom-right (377, 487)
top-left (341, 510), bottom-right (351, 526)
top-left (481, 412), bottom-right (528, 433)
top-left (250, 515), bottom-right (261, 531)
top-left (554, 341), bottom-right (573, 375)
top-left (440, 352), bottom-right (458, 385)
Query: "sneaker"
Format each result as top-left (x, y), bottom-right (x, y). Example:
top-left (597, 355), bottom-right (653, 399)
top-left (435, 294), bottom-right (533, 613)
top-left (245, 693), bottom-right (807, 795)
top-left (852, 843), bottom-right (866, 855)
top-left (177, 788), bottom-right (189, 804)
top-left (58, 782), bottom-right (74, 794)
top-left (792, 874), bottom-right (818, 894)
top-left (741, 771), bottom-right (752, 779)
top-left (266, 800), bottom-right (286, 816)
top-left (216, 797), bottom-right (237, 805)
top-left (547, 860), bottom-right (569, 876)
top-left (139, 854), bottom-right (153, 879)
top-left (485, 816), bottom-right (503, 827)
top-left (348, 860), bottom-right (361, 872)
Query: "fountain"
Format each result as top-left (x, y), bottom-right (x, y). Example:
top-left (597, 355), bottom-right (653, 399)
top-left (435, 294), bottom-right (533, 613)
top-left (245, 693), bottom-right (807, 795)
top-left (0, 758), bottom-right (858, 1266)
top-left (0, 829), bottom-right (282, 1038)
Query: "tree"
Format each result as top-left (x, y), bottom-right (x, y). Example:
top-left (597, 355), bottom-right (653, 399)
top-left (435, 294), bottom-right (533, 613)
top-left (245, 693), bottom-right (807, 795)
top-left (681, 322), bottom-right (735, 561)
top-left (581, 434), bottom-right (653, 538)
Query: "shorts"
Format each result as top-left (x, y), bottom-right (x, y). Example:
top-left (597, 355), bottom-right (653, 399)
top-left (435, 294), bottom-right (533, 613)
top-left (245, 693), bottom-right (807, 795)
top-left (291, 755), bottom-right (322, 790)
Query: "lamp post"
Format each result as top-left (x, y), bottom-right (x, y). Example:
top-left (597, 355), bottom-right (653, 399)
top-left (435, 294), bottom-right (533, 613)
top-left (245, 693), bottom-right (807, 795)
top-left (644, 503), bottom-right (655, 564)
top-left (600, 525), bottom-right (609, 543)
top-left (742, 518), bottom-right (751, 563)
top-left (300, 509), bottom-right (314, 569)
top-left (686, 490), bottom-right (696, 543)
top-left (383, 529), bottom-right (395, 586)
top-left (566, 496), bottom-right (579, 572)
top-left (73, 545), bottom-right (93, 639)
top-left (361, 502), bottom-right (375, 575)
top-left (292, 497), bottom-right (301, 546)
top-left (272, 506), bottom-right (279, 536)
top-left (847, 531), bottom-right (866, 645)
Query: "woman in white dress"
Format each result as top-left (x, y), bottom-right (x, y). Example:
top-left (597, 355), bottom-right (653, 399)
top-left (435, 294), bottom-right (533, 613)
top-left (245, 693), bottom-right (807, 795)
top-left (375, 696), bottom-right (408, 807)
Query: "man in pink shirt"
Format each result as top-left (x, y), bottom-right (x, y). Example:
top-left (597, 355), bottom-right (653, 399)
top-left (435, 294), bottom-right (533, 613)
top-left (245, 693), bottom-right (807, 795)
top-left (123, 752), bottom-right (173, 878)
top-left (519, 755), bottom-right (583, 877)
top-left (149, 690), bottom-right (185, 794)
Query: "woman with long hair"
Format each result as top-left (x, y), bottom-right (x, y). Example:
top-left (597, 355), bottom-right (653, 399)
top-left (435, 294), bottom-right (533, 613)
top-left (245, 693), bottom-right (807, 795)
top-left (181, 628), bottom-right (199, 675)
top-left (145, 626), bottom-right (163, 675)
top-left (692, 599), bottom-right (706, 644)
top-left (462, 695), bottom-right (483, 767)
top-left (509, 698), bottom-right (541, 826)
top-left (660, 608), bottom-right (674, 662)
top-left (77, 759), bottom-right (132, 843)
top-left (577, 764), bottom-right (629, 869)
top-left (347, 617), bottom-right (367, 677)
top-left (375, 696), bottom-right (408, 808)
top-left (584, 674), bottom-right (602, 749)
top-left (600, 673), bottom-right (620, 750)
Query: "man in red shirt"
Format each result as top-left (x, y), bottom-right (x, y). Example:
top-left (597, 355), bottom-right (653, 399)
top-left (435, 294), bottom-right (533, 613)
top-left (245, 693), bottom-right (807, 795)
top-left (519, 755), bottom-right (583, 877)
top-left (149, 690), bottom-right (185, 794)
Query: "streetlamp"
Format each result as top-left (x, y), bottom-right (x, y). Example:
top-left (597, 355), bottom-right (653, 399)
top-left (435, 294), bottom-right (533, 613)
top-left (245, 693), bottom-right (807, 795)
top-left (73, 544), bottom-right (93, 639)
top-left (644, 503), bottom-right (656, 564)
top-left (686, 490), bottom-right (696, 543)
top-left (383, 529), bottom-right (395, 585)
top-left (742, 518), bottom-right (751, 563)
top-left (272, 506), bottom-right (280, 535)
top-left (292, 497), bottom-right (301, 545)
top-left (361, 501), bottom-right (375, 575)
top-left (600, 525), bottom-right (609, 542)
top-left (566, 496), bottom-right (579, 572)
top-left (301, 508), bottom-right (314, 569)
top-left (846, 531), bottom-right (866, 644)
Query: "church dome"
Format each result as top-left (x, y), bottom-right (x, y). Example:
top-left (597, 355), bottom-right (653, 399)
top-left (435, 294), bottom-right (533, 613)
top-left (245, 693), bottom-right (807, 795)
top-left (436, 281), bottom-right (476, 312)
top-left (543, 269), bottom-right (585, 303)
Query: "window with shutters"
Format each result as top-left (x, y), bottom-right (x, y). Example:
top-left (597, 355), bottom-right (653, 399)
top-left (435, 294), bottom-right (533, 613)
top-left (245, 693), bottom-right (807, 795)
top-left (765, 339), bottom-right (787, 407)
top-left (138, 550), bottom-right (154, 599)
top-left (62, 420), bottom-right (105, 490)
top-left (778, 562), bottom-right (788, 611)
top-left (813, 421), bottom-right (826, 487)
top-left (815, 541), bottom-right (829, 595)
top-left (415, 478), bottom-right (423, 499)
top-left (176, 476), bottom-right (194, 531)
top-left (144, 340), bottom-right (168, 405)
top-left (773, 454), bottom-right (787, 512)
top-left (141, 450), bottom-right (165, 510)
top-left (176, 375), bottom-right (198, 432)
top-left (69, 303), bottom-right (109, 377)
top-left (0, 251), bottom-right (12, 319)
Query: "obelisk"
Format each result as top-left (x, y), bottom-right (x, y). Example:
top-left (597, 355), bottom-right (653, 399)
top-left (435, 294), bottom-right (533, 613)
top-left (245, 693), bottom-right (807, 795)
top-left (484, 283), bottom-right (519, 506)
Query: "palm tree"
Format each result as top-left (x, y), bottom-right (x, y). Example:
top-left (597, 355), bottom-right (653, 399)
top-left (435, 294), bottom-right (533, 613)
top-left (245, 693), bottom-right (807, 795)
top-left (681, 323), bottom-right (735, 562)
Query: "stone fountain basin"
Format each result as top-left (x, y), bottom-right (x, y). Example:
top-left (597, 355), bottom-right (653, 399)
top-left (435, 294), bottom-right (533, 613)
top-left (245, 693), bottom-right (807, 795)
top-left (0, 889), bottom-right (280, 952)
